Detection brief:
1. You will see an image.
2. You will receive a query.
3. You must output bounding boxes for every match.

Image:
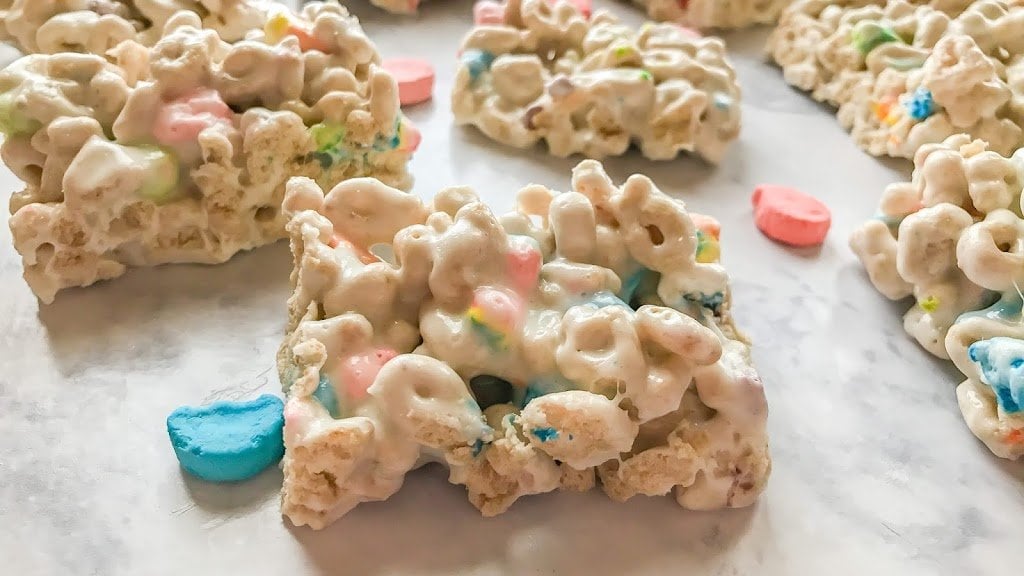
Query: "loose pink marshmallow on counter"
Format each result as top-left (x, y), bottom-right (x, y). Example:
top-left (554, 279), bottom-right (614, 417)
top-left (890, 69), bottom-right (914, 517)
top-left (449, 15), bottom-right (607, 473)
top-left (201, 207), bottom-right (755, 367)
top-left (382, 58), bottom-right (435, 106)
top-left (752, 184), bottom-right (831, 247)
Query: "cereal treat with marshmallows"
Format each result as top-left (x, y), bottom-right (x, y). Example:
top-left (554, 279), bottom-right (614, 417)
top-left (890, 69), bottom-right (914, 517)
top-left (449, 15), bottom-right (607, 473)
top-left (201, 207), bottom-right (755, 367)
top-left (767, 0), bottom-right (1024, 159)
top-left (276, 160), bottom-right (770, 529)
top-left (767, 0), bottom-right (962, 107)
top-left (2, 3), bottom-right (418, 303)
top-left (839, 1), bottom-right (1024, 159)
top-left (840, 34), bottom-right (1021, 159)
top-left (629, 0), bottom-right (792, 29)
top-left (0, 0), bottom-right (271, 55)
top-left (451, 0), bottom-right (742, 163)
top-left (850, 134), bottom-right (1024, 459)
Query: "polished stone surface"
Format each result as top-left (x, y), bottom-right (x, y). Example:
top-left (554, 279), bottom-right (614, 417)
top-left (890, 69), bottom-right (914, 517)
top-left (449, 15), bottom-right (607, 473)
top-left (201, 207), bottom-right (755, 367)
top-left (1, 1), bottom-right (1022, 575)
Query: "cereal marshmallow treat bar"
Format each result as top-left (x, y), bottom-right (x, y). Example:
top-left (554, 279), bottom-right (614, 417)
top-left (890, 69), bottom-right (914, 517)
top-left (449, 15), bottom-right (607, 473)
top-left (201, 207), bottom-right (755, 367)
top-left (276, 160), bottom-right (770, 528)
top-left (2, 3), bottom-right (418, 302)
top-left (0, 0), bottom-right (271, 55)
top-left (767, 0), bottom-right (1024, 159)
top-left (630, 0), bottom-right (792, 29)
top-left (850, 134), bottom-right (1024, 459)
top-left (452, 0), bottom-right (742, 163)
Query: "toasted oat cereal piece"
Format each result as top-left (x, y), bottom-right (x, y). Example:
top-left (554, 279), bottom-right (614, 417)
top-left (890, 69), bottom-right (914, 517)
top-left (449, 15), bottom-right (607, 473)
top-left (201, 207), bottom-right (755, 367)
top-left (451, 0), bottom-right (742, 163)
top-left (277, 160), bottom-right (770, 529)
top-left (1, 3), bottom-right (417, 302)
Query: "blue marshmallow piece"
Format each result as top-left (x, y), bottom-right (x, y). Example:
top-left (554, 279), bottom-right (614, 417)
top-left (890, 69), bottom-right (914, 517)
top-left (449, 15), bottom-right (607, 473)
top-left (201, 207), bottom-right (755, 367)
top-left (683, 291), bottom-right (725, 312)
top-left (968, 337), bottom-right (1024, 414)
top-left (462, 49), bottom-right (496, 83)
top-left (312, 373), bottom-right (341, 418)
top-left (530, 427), bottom-right (559, 442)
top-left (619, 268), bottom-right (650, 305)
top-left (517, 374), bottom-right (575, 408)
top-left (586, 290), bottom-right (630, 309)
top-left (166, 394), bottom-right (285, 483)
top-left (905, 86), bottom-right (934, 121)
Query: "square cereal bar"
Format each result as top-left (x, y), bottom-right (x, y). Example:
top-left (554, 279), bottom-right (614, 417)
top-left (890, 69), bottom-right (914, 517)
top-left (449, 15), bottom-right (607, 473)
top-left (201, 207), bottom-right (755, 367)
top-left (2, 2), bottom-right (418, 302)
top-left (276, 160), bottom-right (770, 528)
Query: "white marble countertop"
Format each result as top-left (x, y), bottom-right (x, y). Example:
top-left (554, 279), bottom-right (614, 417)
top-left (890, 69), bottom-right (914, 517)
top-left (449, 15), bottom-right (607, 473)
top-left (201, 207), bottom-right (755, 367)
top-left (2, 2), bottom-right (1023, 575)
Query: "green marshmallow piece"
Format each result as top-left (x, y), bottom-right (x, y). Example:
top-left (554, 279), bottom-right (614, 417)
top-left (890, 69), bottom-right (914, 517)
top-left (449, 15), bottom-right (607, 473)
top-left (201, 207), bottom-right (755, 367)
top-left (851, 21), bottom-right (903, 55)
top-left (0, 92), bottom-right (40, 136)
top-left (310, 122), bottom-right (346, 152)
top-left (130, 146), bottom-right (181, 204)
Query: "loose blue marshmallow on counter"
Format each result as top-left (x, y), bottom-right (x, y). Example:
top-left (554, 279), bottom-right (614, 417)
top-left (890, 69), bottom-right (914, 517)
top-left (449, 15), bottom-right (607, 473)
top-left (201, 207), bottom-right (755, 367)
top-left (166, 394), bottom-right (286, 483)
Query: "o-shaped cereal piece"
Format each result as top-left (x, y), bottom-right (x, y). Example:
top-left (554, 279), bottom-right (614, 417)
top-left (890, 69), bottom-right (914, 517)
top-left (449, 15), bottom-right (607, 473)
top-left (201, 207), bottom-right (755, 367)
top-left (895, 203), bottom-right (973, 286)
top-left (519, 390), bottom-right (638, 469)
top-left (849, 219), bottom-right (914, 300)
top-left (957, 378), bottom-right (1024, 460)
top-left (635, 305), bottom-right (721, 365)
top-left (956, 210), bottom-right (1024, 291)
top-left (615, 175), bottom-right (694, 268)
top-left (368, 354), bottom-right (491, 449)
top-left (550, 192), bottom-right (598, 262)
top-left (965, 151), bottom-right (1020, 214)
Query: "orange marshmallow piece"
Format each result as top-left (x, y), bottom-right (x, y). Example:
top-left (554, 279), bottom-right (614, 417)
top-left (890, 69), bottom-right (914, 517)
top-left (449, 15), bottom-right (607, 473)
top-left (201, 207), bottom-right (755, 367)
top-left (329, 234), bottom-right (379, 265)
top-left (689, 213), bottom-right (721, 239)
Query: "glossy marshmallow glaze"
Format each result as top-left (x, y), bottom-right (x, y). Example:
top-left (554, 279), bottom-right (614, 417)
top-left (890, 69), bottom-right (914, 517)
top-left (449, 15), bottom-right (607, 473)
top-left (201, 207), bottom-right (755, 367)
top-left (1, 2), bottom-right (417, 302)
top-left (767, 0), bottom-right (1024, 160)
top-left (451, 0), bottom-right (742, 163)
top-left (276, 160), bottom-right (770, 529)
top-left (850, 134), bottom-right (1024, 459)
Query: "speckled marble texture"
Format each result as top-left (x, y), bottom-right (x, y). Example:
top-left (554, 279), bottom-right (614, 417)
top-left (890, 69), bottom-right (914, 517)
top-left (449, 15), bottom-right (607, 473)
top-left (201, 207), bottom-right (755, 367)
top-left (1, 1), bottom-right (1023, 575)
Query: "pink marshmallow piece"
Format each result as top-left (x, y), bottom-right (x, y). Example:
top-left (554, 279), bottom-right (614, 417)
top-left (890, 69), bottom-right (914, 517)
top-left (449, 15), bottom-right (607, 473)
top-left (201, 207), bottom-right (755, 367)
top-left (288, 24), bottom-right (331, 53)
top-left (339, 349), bottom-right (399, 400)
top-left (328, 234), bottom-right (379, 265)
top-left (473, 0), bottom-right (506, 24)
top-left (751, 184), bottom-right (831, 247)
top-left (382, 58), bottom-right (435, 106)
top-left (283, 399), bottom-right (312, 436)
top-left (153, 88), bottom-right (233, 146)
top-left (505, 241), bottom-right (541, 294)
top-left (676, 24), bottom-right (702, 38)
top-left (472, 286), bottom-right (525, 333)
